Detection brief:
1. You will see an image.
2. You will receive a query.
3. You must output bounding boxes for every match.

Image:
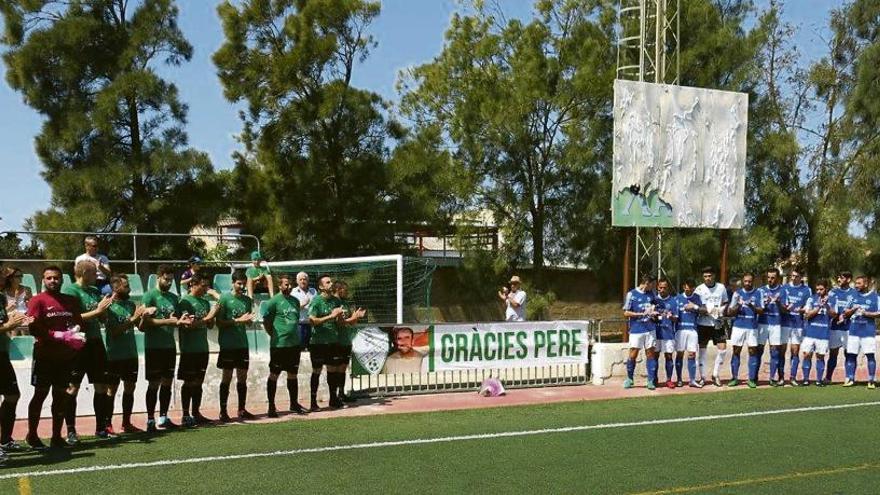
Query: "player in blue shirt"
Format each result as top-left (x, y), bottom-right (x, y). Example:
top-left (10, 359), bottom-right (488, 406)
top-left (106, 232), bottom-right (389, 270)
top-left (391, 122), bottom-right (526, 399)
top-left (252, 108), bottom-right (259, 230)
top-left (726, 273), bottom-right (765, 387)
top-left (782, 269), bottom-right (812, 385)
top-left (675, 279), bottom-right (704, 387)
top-left (801, 280), bottom-right (836, 386)
top-left (758, 268), bottom-right (788, 386)
top-left (827, 271), bottom-right (856, 384)
top-left (843, 276), bottom-right (879, 388)
top-left (622, 274), bottom-right (659, 390)
top-left (653, 279), bottom-right (678, 389)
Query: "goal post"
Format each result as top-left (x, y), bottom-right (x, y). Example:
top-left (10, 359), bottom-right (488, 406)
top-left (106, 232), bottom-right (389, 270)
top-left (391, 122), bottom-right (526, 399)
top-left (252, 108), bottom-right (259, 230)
top-left (232, 254), bottom-right (435, 325)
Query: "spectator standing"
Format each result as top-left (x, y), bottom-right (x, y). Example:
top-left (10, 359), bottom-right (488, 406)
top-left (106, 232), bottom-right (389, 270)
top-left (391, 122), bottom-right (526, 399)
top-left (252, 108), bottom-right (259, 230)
top-left (498, 275), bottom-right (527, 322)
top-left (2, 267), bottom-right (32, 335)
top-left (292, 272), bottom-right (316, 347)
top-left (74, 236), bottom-right (112, 296)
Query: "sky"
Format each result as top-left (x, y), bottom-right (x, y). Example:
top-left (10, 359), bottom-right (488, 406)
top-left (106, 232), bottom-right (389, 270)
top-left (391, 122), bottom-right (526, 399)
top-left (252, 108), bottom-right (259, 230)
top-left (0, 0), bottom-right (841, 233)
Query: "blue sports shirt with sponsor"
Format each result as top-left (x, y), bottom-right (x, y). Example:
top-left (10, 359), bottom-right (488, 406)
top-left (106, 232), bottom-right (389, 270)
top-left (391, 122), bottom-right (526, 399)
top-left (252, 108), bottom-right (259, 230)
top-left (623, 288), bottom-right (656, 335)
top-left (653, 294), bottom-right (678, 340)
top-left (757, 284), bottom-right (786, 326)
top-left (849, 291), bottom-right (879, 338)
top-left (804, 294), bottom-right (836, 340)
top-left (730, 288), bottom-right (763, 330)
top-left (829, 287), bottom-right (856, 332)
top-left (782, 283), bottom-right (812, 329)
top-left (675, 292), bottom-right (702, 332)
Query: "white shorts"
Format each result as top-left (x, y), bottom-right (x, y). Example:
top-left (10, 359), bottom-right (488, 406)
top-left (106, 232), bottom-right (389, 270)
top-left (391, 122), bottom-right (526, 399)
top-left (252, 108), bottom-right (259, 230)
top-left (801, 337), bottom-right (829, 356)
top-left (787, 327), bottom-right (804, 345)
top-left (655, 338), bottom-right (675, 354)
top-left (729, 327), bottom-right (750, 348)
top-left (675, 330), bottom-right (698, 353)
top-left (846, 335), bottom-right (877, 355)
top-left (629, 331), bottom-right (657, 350)
top-left (766, 324), bottom-right (789, 345)
top-left (829, 330), bottom-right (848, 349)
top-left (749, 326), bottom-right (769, 347)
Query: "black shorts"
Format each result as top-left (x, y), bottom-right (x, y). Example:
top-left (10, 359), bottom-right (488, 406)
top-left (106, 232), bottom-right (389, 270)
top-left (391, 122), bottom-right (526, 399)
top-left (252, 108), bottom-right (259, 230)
top-left (309, 344), bottom-right (348, 368)
top-left (217, 348), bottom-right (249, 370)
top-left (269, 346), bottom-right (302, 375)
top-left (178, 352), bottom-right (210, 381)
top-left (145, 348), bottom-right (177, 381)
top-left (31, 356), bottom-right (75, 389)
top-left (299, 323), bottom-right (312, 348)
top-left (0, 355), bottom-right (20, 396)
top-left (106, 358), bottom-right (139, 383)
top-left (71, 338), bottom-right (109, 385)
top-left (697, 325), bottom-right (727, 347)
top-left (339, 345), bottom-right (353, 362)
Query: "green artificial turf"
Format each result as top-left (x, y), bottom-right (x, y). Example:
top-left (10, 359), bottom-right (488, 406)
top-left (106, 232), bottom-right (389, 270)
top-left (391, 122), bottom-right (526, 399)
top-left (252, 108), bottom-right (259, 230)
top-left (2, 386), bottom-right (879, 494)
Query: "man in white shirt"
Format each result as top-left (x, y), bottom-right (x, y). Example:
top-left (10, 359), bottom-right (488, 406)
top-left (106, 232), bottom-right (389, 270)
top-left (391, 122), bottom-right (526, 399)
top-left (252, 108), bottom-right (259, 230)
top-left (694, 266), bottom-right (729, 387)
top-left (74, 236), bottom-right (112, 295)
top-left (499, 275), bottom-right (527, 322)
top-left (292, 271), bottom-right (317, 347)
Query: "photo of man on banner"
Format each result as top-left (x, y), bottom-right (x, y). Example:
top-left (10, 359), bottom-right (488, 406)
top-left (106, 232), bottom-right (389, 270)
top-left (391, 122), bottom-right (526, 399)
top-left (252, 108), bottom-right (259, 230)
top-left (382, 326), bottom-right (429, 374)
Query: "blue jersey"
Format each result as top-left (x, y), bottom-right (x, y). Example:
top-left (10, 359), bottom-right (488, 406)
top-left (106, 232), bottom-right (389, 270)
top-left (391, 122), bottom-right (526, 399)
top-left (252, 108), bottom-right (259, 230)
top-left (730, 288), bottom-right (763, 330)
top-left (804, 294), bottom-right (835, 340)
top-left (782, 283), bottom-right (811, 329)
top-left (849, 291), bottom-right (879, 338)
top-left (676, 293), bottom-right (702, 332)
top-left (624, 288), bottom-right (656, 334)
top-left (758, 285), bottom-right (786, 326)
top-left (653, 294), bottom-right (678, 340)
top-left (829, 287), bottom-right (856, 331)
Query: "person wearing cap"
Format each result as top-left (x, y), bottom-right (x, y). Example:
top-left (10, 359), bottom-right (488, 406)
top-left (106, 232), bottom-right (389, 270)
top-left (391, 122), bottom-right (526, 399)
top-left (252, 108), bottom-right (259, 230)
top-left (498, 275), bottom-right (527, 322)
top-left (246, 251), bottom-right (274, 300)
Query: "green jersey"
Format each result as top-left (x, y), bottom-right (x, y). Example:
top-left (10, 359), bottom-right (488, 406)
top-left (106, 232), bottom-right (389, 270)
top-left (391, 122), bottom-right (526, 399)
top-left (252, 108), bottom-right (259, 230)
top-left (309, 294), bottom-right (341, 345)
top-left (0, 294), bottom-right (9, 354)
top-left (337, 298), bottom-right (355, 345)
top-left (62, 283), bottom-right (103, 340)
top-left (262, 293), bottom-right (300, 348)
top-left (178, 294), bottom-right (211, 354)
top-left (105, 300), bottom-right (139, 361)
top-left (141, 289), bottom-right (179, 350)
top-left (218, 292), bottom-right (252, 350)
top-left (246, 264), bottom-right (270, 279)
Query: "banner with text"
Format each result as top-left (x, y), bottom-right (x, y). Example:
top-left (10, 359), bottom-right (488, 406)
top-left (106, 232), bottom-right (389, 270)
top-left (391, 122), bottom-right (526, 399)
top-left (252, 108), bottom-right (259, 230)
top-left (350, 321), bottom-right (591, 376)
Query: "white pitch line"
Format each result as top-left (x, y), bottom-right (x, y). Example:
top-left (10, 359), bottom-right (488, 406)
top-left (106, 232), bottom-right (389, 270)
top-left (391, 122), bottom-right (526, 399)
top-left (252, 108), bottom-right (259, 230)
top-left (2, 400), bottom-right (879, 481)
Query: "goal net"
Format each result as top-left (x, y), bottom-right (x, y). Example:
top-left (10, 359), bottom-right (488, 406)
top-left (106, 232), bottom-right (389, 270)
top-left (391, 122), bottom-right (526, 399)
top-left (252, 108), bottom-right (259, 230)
top-left (234, 255), bottom-right (435, 324)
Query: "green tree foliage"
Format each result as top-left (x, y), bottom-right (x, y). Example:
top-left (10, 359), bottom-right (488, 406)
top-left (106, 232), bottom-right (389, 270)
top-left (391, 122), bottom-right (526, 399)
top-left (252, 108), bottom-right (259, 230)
top-left (0, 0), bottom-right (225, 261)
top-left (213, 0), bottom-right (404, 259)
top-left (398, 0), bottom-right (618, 286)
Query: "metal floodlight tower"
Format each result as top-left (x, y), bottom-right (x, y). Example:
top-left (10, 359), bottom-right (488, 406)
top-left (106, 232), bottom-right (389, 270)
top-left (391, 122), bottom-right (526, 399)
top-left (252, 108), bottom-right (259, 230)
top-left (615, 0), bottom-right (680, 291)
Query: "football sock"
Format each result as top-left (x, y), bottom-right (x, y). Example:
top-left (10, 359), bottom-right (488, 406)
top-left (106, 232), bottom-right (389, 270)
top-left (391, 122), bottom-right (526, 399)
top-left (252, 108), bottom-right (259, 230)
top-left (180, 384), bottom-right (191, 417)
top-left (266, 378), bottom-right (277, 408)
top-left (769, 347), bottom-right (780, 380)
top-left (802, 359), bottom-right (811, 383)
top-left (65, 393), bottom-right (77, 430)
top-left (748, 353), bottom-right (759, 381)
top-left (287, 379), bottom-right (298, 405)
top-left (146, 386), bottom-right (158, 419)
top-left (698, 348), bottom-right (707, 380)
top-left (713, 349), bottom-right (726, 377)
top-left (646, 357), bottom-right (658, 384)
top-left (122, 391), bottom-right (134, 424)
top-left (310, 373), bottom-right (320, 403)
top-left (816, 358), bottom-right (825, 382)
top-left (236, 382), bottom-right (247, 411)
top-left (626, 358), bottom-right (636, 380)
top-left (674, 356), bottom-right (683, 382)
top-left (219, 382), bottom-right (230, 413)
top-left (790, 354), bottom-right (800, 381)
top-left (867, 353), bottom-right (876, 382)
top-left (159, 384), bottom-right (171, 417)
top-left (665, 357), bottom-right (674, 382)
top-left (192, 386), bottom-right (203, 416)
top-left (826, 352), bottom-right (838, 381)
top-left (845, 353), bottom-right (857, 380)
top-left (687, 357), bottom-right (697, 382)
top-left (731, 352), bottom-right (741, 380)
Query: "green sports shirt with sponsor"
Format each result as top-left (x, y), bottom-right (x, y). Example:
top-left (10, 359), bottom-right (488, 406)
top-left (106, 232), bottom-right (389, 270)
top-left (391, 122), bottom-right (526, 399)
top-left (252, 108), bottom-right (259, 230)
top-left (218, 292), bottom-right (252, 350)
top-left (61, 283), bottom-right (104, 340)
top-left (262, 293), bottom-right (300, 348)
top-left (178, 294), bottom-right (211, 354)
top-left (0, 294), bottom-right (9, 354)
top-left (308, 294), bottom-right (341, 345)
top-left (105, 300), bottom-right (139, 361)
top-left (336, 298), bottom-right (355, 345)
top-left (141, 289), bottom-right (179, 350)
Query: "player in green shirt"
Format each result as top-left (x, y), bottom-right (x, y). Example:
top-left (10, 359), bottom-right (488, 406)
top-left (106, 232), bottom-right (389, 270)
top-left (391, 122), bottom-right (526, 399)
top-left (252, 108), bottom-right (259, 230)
top-left (141, 265), bottom-right (193, 432)
top-left (308, 274), bottom-right (345, 410)
top-left (262, 273), bottom-right (305, 416)
top-left (62, 261), bottom-right (113, 441)
top-left (177, 273), bottom-right (219, 427)
top-left (104, 274), bottom-right (153, 433)
top-left (216, 271), bottom-right (256, 422)
top-left (332, 280), bottom-right (366, 404)
top-left (246, 250), bottom-right (274, 299)
top-left (0, 271), bottom-right (33, 458)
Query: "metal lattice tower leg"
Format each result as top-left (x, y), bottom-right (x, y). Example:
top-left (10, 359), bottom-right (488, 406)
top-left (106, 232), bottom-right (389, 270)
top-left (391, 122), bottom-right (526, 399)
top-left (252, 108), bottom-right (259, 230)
top-left (617, 0), bottom-right (680, 287)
